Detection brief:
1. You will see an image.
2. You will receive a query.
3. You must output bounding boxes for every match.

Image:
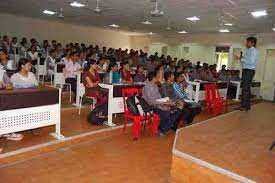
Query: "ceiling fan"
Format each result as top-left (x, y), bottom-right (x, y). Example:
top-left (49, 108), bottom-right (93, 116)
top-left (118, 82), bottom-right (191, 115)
top-left (84, 0), bottom-right (114, 14)
top-left (150, 0), bottom-right (164, 17)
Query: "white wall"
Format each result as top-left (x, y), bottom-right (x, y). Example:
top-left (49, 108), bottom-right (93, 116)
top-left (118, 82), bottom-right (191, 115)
top-left (0, 13), bottom-right (131, 49)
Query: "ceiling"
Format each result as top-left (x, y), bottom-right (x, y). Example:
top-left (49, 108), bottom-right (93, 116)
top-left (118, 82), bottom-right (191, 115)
top-left (0, 0), bottom-right (274, 36)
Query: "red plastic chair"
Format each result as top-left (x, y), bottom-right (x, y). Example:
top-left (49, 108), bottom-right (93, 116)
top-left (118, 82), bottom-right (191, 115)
top-left (122, 87), bottom-right (160, 140)
top-left (204, 83), bottom-right (225, 115)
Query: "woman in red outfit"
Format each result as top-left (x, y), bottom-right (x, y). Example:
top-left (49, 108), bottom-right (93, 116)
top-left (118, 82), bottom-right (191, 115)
top-left (83, 60), bottom-right (107, 106)
top-left (120, 61), bottom-right (133, 83)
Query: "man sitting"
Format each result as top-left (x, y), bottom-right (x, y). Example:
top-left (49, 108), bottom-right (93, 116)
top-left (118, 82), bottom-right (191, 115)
top-left (161, 72), bottom-right (199, 126)
top-left (172, 72), bottom-right (201, 125)
top-left (142, 71), bottom-right (180, 135)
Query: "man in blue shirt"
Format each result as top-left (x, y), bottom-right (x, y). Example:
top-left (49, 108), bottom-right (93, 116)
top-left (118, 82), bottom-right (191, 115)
top-left (236, 37), bottom-right (259, 111)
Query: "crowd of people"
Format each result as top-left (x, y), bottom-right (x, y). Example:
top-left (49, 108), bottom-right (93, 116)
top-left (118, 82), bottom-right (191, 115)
top-left (0, 35), bottom-right (242, 152)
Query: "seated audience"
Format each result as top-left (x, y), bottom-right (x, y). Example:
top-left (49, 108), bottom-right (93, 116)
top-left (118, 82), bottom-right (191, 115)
top-left (83, 60), bottom-right (107, 106)
top-left (120, 61), bottom-right (133, 83)
top-left (0, 49), bottom-right (16, 70)
top-left (0, 61), bottom-right (11, 89)
top-left (107, 62), bottom-right (121, 83)
top-left (10, 58), bottom-right (38, 88)
top-left (45, 49), bottom-right (57, 76)
top-left (27, 44), bottom-right (39, 65)
top-left (133, 65), bottom-right (146, 82)
top-left (142, 71), bottom-right (180, 135)
top-left (97, 57), bottom-right (108, 72)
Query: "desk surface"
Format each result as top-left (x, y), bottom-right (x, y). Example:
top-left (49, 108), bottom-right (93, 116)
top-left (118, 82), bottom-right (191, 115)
top-left (0, 87), bottom-right (59, 111)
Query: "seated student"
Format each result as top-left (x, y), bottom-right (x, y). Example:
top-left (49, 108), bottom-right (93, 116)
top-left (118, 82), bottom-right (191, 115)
top-left (45, 49), bottom-right (57, 76)
top-left (83, 60), bottom-right (107, 106)
top-left (60, 50), bottom-right (71, 64)
top-left (142, 71), bottom-right (180, 135)
top-left (133, 65), bottom-right (146, 82)
top-left (162, 72), bottom-right (199, 126)
top-left (79, 51), bottom-right (88, 68)
top-left (63, 51), bottom-right (81, 100)
top-left (107, 62), bottom-right (121, 83)
top-left (0, 49), bottom-right (16, 71)
top-left (97, 57), bottom-right (109, 72)
top-left (10, 58), bottom-right (38, 88)
top-left (0, 62), bottom-right (11, 89)
top-left (120, 61), bottom-right (133, 83)
top-left (27, 45), bottom-right (39, 65)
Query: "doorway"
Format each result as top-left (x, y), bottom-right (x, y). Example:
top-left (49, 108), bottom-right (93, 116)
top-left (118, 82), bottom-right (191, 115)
top-left (215, 46), bottom-right (230, 71)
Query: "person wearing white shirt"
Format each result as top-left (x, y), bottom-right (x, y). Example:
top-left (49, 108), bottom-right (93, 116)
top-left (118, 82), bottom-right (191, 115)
top-left (10, 58), bottom-right (38, 88)
top-left (27, 45), bottom-right (39, 63)
top-left (63, 51), bottom-right (81, 101)
top-left (60, 51), bottom-right (70, 64)
top-left (46, 49), bottom-right (57, 76)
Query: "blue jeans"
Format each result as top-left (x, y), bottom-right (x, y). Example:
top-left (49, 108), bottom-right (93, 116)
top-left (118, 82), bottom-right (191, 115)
top-left (153, 108), bottom-right (180, 133)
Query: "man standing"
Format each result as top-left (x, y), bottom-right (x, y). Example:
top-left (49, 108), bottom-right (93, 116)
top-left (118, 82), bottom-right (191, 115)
top-left (236, 37), bottom-right (259, 111)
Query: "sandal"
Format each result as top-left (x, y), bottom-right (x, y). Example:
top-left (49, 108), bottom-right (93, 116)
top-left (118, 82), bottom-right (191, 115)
top-left (3, 133), bottom-right (24, 141)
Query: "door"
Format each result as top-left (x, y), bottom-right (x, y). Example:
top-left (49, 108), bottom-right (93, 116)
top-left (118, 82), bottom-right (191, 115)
top-left (262, 49), bottom-right (275, 101)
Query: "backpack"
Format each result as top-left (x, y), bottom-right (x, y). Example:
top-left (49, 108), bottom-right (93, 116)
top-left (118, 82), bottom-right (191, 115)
top-left (87, 103), bottom-right (108, 125)
top-left (126, 95), bottom-right (153, 116)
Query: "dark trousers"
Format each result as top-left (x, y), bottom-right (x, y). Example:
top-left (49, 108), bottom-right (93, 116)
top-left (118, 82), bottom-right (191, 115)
top-left (65, 78), bottom-right (77, 100)
top-left (153, 108), bottom-right (180, 133)
top-left (241, 69), bottom-right (255, 110)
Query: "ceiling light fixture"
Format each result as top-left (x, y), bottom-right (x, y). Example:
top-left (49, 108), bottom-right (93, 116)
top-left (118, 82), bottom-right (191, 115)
top-left (273, 28), bottom-right (275, 32)
top-left (251, 10), bottom-right (267, 18)
top-left (109, 24), bottom-right (120, 28)
top-left (224, 23), bottom-right (233, 26)
top-left (141, 20), bottom-right (152, 25)
top-left (219, 29), bottom-right (230, 33)
top-left (70, 1), bottom-right (85, 8)
top-left (43, 10), bottom-right (56, 15)
top-left (186, 16), bottom-right (200, 22)
top-left (178, 30), bottom-right (187, 34)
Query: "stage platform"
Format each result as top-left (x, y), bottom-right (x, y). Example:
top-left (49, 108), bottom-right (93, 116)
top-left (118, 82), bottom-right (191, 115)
top-left (171, 102), bottom-right (275, 183)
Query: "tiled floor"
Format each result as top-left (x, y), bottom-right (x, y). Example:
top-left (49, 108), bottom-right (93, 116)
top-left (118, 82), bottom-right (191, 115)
top-left (0, 99), bottom-right (262, 183)
top-left (175, 102), bottom-right (275, 183)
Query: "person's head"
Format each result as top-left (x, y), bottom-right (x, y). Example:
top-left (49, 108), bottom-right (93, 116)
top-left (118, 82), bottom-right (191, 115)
top-left (164, 71), bottom-right (174, 83)
top-left (86, 59), bottom-right (97, 71)
top-left (49, 49), bottom-right (57, 58)
top-left (246, 36), bottom-right (257, 48)
top-left (0, 49), bottom-right (8, 64)
top-left (18, 58), bottom-right (32, 72)
top-left (21, 37), bottom-right (27, 44)
top-left (52, 40), bottom-right (57, 46)
top-left (98, 57), bottom-right (105, 65)
top-left (121, 61), bottom-right (129, 71)
top-left (43, 40), bottom-right (49, 47)
top-left (136, 65), bottom-right (144, 74)
top-left (109, 62), bottom-right (118, 72)
top-left (30, 45), bottom-right (37, 52)
top-left (79, 51), bottom-right (86, 60)
top-left (69, 51), bottom-right (79, 62)
top-left (147, 71), bottom-right (158, 82)
top-left (221, 65), bottom-right (226, 71)
top-left (12, 37), bottom-right (17, 43)
top-left (174, 72), bottom-right (184, 83)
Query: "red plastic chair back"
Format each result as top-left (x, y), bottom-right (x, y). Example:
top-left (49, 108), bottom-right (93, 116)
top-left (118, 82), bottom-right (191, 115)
top-left (204, 83), bottom-right (224, 115)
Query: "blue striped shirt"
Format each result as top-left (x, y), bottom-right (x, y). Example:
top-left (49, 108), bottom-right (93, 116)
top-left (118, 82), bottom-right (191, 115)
top-left (173, 83), bottom-right (188, 100)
